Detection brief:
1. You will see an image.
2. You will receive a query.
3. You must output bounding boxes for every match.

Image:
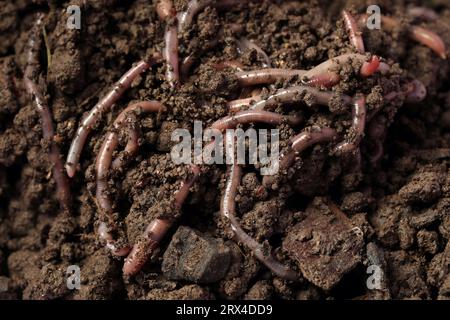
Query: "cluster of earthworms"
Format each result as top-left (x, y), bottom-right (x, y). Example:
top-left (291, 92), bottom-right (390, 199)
top-left (24, 2), bottom-right (446, 279)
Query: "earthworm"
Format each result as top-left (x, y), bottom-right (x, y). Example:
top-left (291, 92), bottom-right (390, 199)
top-left (359, 55), bottom-right (381, 76)
top-left (123, 165), bottom-right (201, 275)
top-left (262, 126), bottom-right (337, 187)
top-left (24, 13), bottom-right (71, 210)
top-left (384, 15), bottom-right (446, 59)
top-left (178, 0), bottom-right (212, 32)
top-left (122, 219), bottom-right (172, 275)
top-left (226, 97), bottom-right (260, 112)
top-left (342, 10), bottom-right (365, 53)
top-left (377, 62), bottom-right (391, 74)
top-left (164, 25), bottom-right (180, 86)
top-left (178, 0), bottom-right (242, 33)
top-left (407, 7), bottom-right (439, 22)
top-left (211, 110), bottom-right (302, 130)
top-left (96, 101), bottom-right (165, 256)
top-left (214, 60), bottom-right (245, 72)
top-left (383, 80), bottom-right (427, 104)
top-left (98, 222), bottom-right (131, 257)
top-left (200, 110), bottom-right (299, 164)
top-left (403, 79), bottom-right (427, 103)
top-left (236, 69), bottom-right (307, 87)
top-left (174, 165), bottom-right (202, 206)
top-left (111, 126), bottom-right (140, 170)
top-left (221, 164), bottom-right (299, 281)
top-left (65, 55), bottom-right (161, 178)
top-left (250, 85), bottom-right (352, 111)
top-left (360, 14), bottom-right (447, 59)
top-left (155, 0), bottom-right (180, 86)
top-left (289, 126), bottom-right (337, 162)
top-left (236, 38), bottom-right (272, 68)
top-left (332, 94), bottom-right (366, 156)
top-left (302, 53), bottom-right (381, 87)
top-left (301, 72), bottom-right (341, 88)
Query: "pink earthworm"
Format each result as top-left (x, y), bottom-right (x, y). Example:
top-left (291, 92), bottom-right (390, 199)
top-left (262, 126), bottom-right (337, 187)
top-left (403, 79), bottom-right (427, 103)
top-left (65, 55), bottom-right (161, 178)
top-left (97, 222), bottom-right (131, 257)
top-left (383, 80), bottom-right (427, 104)
top-left (200, 110), bottom-right (298, 164)
top-left (123, 106), bottom-right (300, 275)
top-left (214, 60), bottom-right (245, 72)
top-left (227, 96), bottom-right (263, 113)
top-left (24, 13), bottom-right (71, 210)
top-left (123, 165), bottom-right (201, 276)
top-left (234, 87), bottom-right (262, 104)
top-left (360, 14), bottom-right (446, 59)
top-left (96, 101), bottom-right (165, 256)
top-left (111, 126), bottom-right (140, 170)
top-left (332, 95), bottom-right (366, 156)
top-left (287, 126), bottom-right (337, 166)
top-left (301, 72), bottom-right (342, 88)
top-left (377, 62), bottom-right (391, 74)
top-left (236, 38), bottom-right (272, 68)
top-left (178, 0), bottom-right (213, 32)
top-left (156, 0), bottom-right (180, 86)
top-left (164, 25), bottom-right (180, 86)
top-left (250, 85), bottom-right (352, 111)
top-left (407, 7), bottom-right (439, 22)
top-left (342, 10), bottom-right (365, 53)
top-left (359, 55), bottom-right (381, 76)
top-left (221, 164), bottom-right (299, 280)
top-left (211, 110), bottom-right (302, 130)
top-left (236, 69), bottom-right (307, 87)
top-left (178, 0), bottom-right (242, 33)
top-left (382, 15), bottom-right (446, 59)
top-left (226, 86), bottom-right (262, 113)
top-left (122, 218), bottom-right (172, 275)
top-left (302, 53), bottom-right (381, 87)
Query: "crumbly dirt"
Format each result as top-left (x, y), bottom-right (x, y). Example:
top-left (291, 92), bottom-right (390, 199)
top-left (1, 0), bottom-right (450, 300)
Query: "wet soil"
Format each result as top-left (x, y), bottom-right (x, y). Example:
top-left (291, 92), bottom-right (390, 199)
top-left (0, 0), bottom-right (450, 300)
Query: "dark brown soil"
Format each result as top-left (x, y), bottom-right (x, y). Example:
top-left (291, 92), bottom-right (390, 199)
top-left (1, 0), bottom-right (450, 300)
